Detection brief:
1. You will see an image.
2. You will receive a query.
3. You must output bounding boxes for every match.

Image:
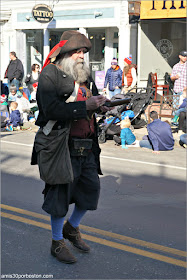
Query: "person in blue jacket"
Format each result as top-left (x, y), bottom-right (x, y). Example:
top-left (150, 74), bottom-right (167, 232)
top-left (139, 111), bottom-right (174, 154)
top-left (103, 58), bottom-right (122, 99)
top-left (6, 101), bottom-right (21, 131)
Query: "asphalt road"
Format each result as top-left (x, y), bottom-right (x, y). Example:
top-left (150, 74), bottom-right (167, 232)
top-left (1, 130), bottom-right (186, 280)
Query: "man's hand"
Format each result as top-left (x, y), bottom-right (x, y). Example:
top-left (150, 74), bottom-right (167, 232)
top-left (171, 74), bottom-right (179, 81)
top-left (100, 105), bottom-right (114, 112)
top-left (100, 98), bottom-right (114, 112)
top-left (86, 95), bottom-right (107, 111)
top-left (152, 150), bottom-right (160, 154)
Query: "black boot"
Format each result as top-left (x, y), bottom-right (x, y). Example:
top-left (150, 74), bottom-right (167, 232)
top-left (51, 239), bottom-right (77, 263)
top-left (63, 220), bottom-right (90, 252)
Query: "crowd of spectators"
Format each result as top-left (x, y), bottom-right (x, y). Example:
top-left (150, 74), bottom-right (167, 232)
top-left (1, 52), bottom-right (39, 131)
top-left (1, 50), bottom-right (186, 150)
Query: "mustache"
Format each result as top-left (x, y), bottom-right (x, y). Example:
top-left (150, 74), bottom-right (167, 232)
top-left (75, 58), bottom-right (84, 64)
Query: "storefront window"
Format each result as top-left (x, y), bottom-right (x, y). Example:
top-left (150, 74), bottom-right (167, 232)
top-left (88, 31), bottom-right (105, 62)
top-left (24, 30), bottom-right (43, 74)
top-left (88, 30), bottom-right (105, 82)
top-left (141, 19), bottom-right (186, 67)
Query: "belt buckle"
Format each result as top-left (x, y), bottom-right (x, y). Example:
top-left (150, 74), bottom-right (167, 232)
top-left (79, 147), bottom-right (85, 156)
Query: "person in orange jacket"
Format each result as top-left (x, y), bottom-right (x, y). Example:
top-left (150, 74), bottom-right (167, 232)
top-left (122, 55), bottom-right (137, 94)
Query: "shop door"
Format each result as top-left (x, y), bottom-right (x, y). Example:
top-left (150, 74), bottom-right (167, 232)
top-left (25, 30), bottom-right (43, 74)
top-left (88, 30), bottom-right (105, 89)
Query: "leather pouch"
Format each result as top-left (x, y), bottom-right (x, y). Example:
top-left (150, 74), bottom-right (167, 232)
top-left (70, 139), bottom-right (93, 156)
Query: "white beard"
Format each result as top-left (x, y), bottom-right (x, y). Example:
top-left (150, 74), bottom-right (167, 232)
top-left (56, 54), bottom-right (90, 83)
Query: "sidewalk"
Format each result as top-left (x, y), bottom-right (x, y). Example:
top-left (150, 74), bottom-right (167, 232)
top-left (21, 119), bottom-right (181, 147)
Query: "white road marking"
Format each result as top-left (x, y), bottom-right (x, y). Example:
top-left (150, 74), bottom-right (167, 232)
top-left (101, 155), bottom-right (186, 171)
top-left (1, 140), bottom-right (33, 147)
top-left (1, 140), bottom-right (186, 170)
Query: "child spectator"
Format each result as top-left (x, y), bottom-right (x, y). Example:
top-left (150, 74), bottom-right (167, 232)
top-left (172, 87), bottom-right (187, 123)
top-left (16, 90), bottom-right (31, 123)
top-left (6, 101), bottom-right (21, 131)
top-left (8, 85), bottom-right (17, 102)
top-left (120, 117), bottom-right (136, 149)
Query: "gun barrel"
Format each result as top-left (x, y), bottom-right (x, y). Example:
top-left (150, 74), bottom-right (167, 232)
top-left (104, 98), bottom-right (131, 107)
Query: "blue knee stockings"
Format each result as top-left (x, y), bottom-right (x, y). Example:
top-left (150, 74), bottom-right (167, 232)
top-left (51, 205), bottom-right (87, 241)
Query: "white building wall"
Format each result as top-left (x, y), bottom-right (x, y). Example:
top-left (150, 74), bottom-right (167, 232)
top-left (0, 0), bottom-right (131, 81)
top-left (118, 0), bottom-right (130, 69)
top-left (137, 23), bottom-right (172, 88)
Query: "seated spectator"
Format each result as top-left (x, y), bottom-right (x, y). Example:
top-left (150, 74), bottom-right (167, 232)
top-left (139, 111), bottom-right (174, 154)
top-left (6, 101), bottom-right (21, 131)
top-left (120, 117), bottom-right (137, 149)
top-left (8, 86), bottom-right (30, 121)
top-left (179, 133), bottom-right (187, 148)
top-left (8, 85), bottom-right (18, 102)
top-left (16, 91), bottom-right (31, 123)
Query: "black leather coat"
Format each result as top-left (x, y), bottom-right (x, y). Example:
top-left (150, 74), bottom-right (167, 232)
top-left (32, 63), bottom-right (102, 174)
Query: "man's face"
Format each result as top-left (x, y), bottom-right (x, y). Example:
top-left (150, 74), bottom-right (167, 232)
top-left (9, 53), bottom-right (14, 60)
top-left (71, 48), bottom-right (86, 61)
top-left (58, 49), bottom-right (90, 83)
top-left (179, 55), bottom-right (187, 63)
